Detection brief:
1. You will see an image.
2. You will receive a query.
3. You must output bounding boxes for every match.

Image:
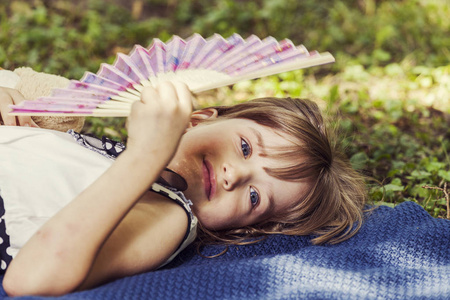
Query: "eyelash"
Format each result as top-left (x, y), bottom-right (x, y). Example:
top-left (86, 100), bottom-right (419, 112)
top-left (240, 138), bottom-right (251, 158)
top-left (250, 187), bottom-right (260, 207)
top-left (240, 138), bottom-right (259, 207)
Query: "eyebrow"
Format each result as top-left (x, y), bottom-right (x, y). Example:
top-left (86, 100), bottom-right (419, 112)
top-left (249, 127), bottom-right (267, 157)
top-left (259, 181), bottom-right (275, 219)
top-left (267, 190), bottom-right (275, 214)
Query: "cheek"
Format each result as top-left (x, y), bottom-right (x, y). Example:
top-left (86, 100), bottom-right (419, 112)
top-left (193, 201), bottom-right (240, 231)
top-left (169, 137), bottom-right (204, 182)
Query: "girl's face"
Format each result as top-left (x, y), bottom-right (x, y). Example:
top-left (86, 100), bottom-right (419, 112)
top-left (167, 111), bottom-right (309, 230)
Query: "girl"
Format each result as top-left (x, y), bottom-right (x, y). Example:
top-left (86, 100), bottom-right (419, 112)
top-left (0, 78), bottom-right (367, 296)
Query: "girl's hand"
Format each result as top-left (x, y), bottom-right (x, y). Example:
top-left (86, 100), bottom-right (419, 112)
top-left (126, 81), bottom-right (193, 164)
top-left (0, 87), bottom-right (38, 127)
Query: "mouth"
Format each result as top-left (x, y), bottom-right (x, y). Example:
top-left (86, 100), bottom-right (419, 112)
top-left (202, 158), bottom-right (216, 200)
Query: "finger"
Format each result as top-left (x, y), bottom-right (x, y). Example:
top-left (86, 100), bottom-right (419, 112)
top-left (155, 81), bottom-right (178, 107)
top-left (9, 89), bottom-right (34, 127)
top-left (30, 118), bottom-right (39, 127)
top-left (128, 99), bottom-right (144, 121)
top-left (8, 88), bottom-right (26, 103)
top-left (171, 81), bottom-right (194, 114)
top-left (140, 86), bottom-right (159, 104)
top-left (16, 115), bottom-right (37, 127)
top-left (0, 95), bottom-right (17, 126)
top-left (7, 89), bottom-right (39, 127)
top-left (1, 88), bottom-right (27, 126)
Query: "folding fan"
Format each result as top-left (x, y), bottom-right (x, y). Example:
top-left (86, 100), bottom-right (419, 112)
top-left (9, 33), bottom-right (335, 117)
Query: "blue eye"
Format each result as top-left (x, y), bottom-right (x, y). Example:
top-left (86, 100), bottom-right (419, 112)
top-left (241, 138), bottom-right (251, 158)
top-left (250, 187), bottom-right (259, 206)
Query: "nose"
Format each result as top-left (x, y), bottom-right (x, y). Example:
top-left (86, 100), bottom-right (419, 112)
top-left (221, 162), bottom-right (250, 190)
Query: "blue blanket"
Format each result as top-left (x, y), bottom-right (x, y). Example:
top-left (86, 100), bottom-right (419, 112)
top-left (2, 201), bottom-right (449, 299)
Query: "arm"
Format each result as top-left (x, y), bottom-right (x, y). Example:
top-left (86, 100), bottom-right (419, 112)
top-left (77, 191), bottom-right (189, 290)
top-left (3, 81), bottom-right (193, 296)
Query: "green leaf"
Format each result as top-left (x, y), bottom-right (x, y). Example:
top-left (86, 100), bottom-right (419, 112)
top-left (407, 170), bottom-right (432, 180)
top-left (350, 152), bottom-right (369, 170)
top-left (376, 201), bottom-right (396, 208)
top-left (383, 184), bottom-right (404, 192)
top-left (438, 170), bottom-right (450, 181)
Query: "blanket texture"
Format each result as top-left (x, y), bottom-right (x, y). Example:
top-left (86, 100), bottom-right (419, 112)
top-left (1, 201), bottom-right (449, 299)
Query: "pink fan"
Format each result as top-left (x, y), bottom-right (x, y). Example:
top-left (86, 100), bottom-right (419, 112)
top-left (10, 33), bottom-right (334, 117)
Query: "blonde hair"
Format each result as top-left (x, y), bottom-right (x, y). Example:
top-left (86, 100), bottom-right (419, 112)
top-left (196, 97), bottom-right (368, 247)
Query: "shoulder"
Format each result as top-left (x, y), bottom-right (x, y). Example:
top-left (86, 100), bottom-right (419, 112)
top-left (149, 183), bottom-right (198, 267)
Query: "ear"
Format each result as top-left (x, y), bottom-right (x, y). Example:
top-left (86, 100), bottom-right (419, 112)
top-left (188, 108), bottom-right (218, 128)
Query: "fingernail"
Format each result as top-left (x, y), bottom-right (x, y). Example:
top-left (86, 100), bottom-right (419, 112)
top-left (24, 123), bottom-right (30, 127)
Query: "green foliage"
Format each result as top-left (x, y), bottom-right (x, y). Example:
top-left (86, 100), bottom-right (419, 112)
top-left (322, 66), bottom-right (449, 218)
top-left (1, 0), bottom-right (449, 77)
top-left (0, 0), bottom-right (449, 218)
top-left (0, 0), bottom-right (172, 78)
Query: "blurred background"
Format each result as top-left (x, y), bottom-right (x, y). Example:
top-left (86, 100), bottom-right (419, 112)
top-left (0, 0), bottom-right (449, 217)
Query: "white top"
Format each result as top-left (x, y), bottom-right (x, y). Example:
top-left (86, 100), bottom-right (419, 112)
top-left (0, 126), bottom-right (197, 265)
top-left (0, 126), bottom-right (113, 258)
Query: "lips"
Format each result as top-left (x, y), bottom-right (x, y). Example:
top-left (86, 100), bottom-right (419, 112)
top-left (202, 159), bottom-right (216, 200)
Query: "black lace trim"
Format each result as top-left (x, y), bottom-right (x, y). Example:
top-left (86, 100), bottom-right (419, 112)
top-left (68, 129), bottom-right (125, 160)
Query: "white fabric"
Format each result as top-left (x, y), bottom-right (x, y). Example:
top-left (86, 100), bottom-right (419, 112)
top-left (0, 69), bottom-right (20, 89)
top-left (0, 126), bottom-right (113, 258)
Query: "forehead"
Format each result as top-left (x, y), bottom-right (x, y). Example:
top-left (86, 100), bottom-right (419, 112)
top-left (241, 119), bottom-right (295, 161)
top-left (267, 175), bottom-right (308, 215)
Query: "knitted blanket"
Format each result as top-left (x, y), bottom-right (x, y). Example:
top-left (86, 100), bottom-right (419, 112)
top-left (2, 201), bottom-right (449, 299)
